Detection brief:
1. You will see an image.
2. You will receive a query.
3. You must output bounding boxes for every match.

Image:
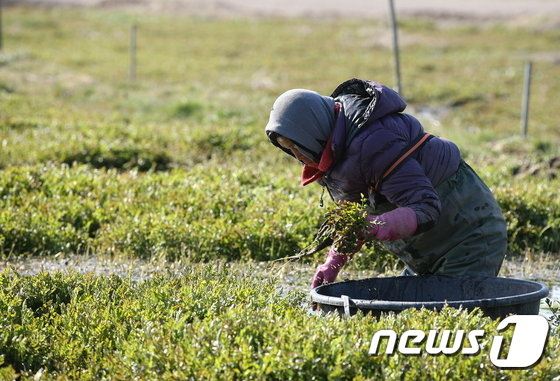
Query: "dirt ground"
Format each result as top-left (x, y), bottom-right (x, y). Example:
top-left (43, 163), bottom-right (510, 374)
top-left (9, 0), bottom-right (560, 20)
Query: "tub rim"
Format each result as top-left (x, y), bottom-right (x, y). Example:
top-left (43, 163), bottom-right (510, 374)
top-left (310, 276), bottom-right (550, 311)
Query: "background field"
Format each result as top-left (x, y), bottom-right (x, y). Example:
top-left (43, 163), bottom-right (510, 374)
top-left (0, 4), bottom-right (559, 380)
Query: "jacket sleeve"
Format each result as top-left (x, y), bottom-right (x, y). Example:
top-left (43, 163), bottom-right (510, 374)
top-left (359, 128), bottom-right (441, 233)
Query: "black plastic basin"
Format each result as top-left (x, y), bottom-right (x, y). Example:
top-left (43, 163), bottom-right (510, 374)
top-left (311, 276), bottom-right (549, 319)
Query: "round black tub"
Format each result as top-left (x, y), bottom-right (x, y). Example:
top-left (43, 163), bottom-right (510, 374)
top-left (310, 276), bottom-right (549, 319)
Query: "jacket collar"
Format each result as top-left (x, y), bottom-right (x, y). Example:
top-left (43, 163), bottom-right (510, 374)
top-left (331, 78), bottom-right (407, 145)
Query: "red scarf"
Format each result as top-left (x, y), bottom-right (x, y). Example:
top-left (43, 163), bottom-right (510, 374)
top-left (301, 136), bottom-right (334, 186)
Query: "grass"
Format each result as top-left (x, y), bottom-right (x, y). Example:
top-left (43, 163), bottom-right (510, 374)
top-left (2, 8), bottom-right (560, 141)
top-left (0, 6), bottom-right (559, 379)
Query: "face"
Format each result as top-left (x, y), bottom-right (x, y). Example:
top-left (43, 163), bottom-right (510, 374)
top-left (276, 136), bottom-right (317, 166)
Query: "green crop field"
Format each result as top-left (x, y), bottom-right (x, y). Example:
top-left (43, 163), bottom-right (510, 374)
top-left (0, 6), bottom-right (559, 380)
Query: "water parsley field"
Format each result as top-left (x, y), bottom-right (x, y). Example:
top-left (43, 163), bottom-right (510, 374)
top-left (0, 6), bottom-right (559, 379)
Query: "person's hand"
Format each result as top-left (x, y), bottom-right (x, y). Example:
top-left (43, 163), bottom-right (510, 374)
top-left (365, 207), bottom-right (418, 241)
top-left (310, 248), bottom-right (350, 289)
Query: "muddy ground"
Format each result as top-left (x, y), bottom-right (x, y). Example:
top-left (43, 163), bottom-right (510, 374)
top-left (2, 254), bottom-right (559, 286)
top-left (1, 255), bottom-right (558, 318)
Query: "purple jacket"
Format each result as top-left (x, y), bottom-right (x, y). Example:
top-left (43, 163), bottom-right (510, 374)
top-left (321, 79), bottom-right (461, 232)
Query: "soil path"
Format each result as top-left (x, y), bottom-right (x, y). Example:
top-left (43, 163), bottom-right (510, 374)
top-left (10, 0), bottom-right (560, 20)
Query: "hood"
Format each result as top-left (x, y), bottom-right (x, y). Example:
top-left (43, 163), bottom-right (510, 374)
top-left (265, 89), bottom-right (336, 160)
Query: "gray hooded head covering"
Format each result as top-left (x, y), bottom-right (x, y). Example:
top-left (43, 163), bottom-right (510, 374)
top-left (265, 89), bottom-right (335, 160)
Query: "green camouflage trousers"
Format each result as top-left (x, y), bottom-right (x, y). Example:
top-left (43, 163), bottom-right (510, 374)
top-left (382, 161), bottom-right (508, 277)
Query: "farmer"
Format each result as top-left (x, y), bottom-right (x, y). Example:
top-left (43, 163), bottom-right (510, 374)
top-left (265, 78), bottom-right (507, 288)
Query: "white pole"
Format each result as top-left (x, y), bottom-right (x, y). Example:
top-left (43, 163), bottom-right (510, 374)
top-left (129, 24), bottom-right (137, 81)
top-left (388, 0), bottom-right (402, 95)
top-left (0, 0), bottom-right (4, 51)
top-left (520, 61), bottom-right (533, 137)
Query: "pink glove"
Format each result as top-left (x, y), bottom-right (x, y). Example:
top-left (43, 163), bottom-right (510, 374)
top-left (310, 248), bottom-right (350, 289)
top-left (365, 207), bottom-right (418, 241)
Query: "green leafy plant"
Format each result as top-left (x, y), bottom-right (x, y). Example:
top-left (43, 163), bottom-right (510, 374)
top-left (274, 200), bottom-right (381, 262)
top-left (308, 201), bottom-right (378, 254)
